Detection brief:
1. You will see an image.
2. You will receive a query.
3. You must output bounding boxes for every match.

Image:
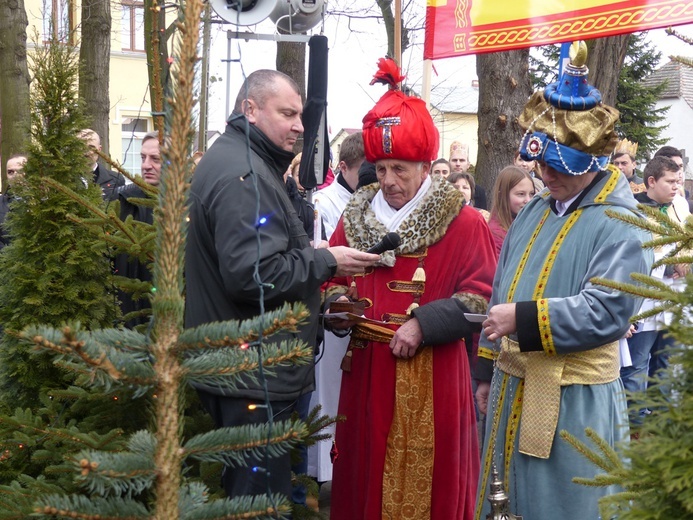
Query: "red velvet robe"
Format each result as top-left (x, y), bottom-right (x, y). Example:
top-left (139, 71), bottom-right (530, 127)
top-left (327, 182), bottom-right (496, 520)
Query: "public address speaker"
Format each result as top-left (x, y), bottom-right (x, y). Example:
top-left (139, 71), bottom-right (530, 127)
top-left (210, 0), bottom-right (324, 31)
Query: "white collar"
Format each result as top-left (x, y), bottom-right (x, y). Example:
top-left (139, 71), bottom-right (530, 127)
top-left (554, 192), bottom-right (581, 216)
top-left (371, 176), bottom-right (432, 231)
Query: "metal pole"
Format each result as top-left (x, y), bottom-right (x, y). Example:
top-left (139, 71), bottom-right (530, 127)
top-left (422, 59), bottom-right (432, 109)
top-left (225, 30), bottom-right (232, 121)
top-left (198, 2), bottom-right (212, 151)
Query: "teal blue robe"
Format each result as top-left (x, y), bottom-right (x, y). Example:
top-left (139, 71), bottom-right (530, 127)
top-left (475, 167), bottom-right (653, 520)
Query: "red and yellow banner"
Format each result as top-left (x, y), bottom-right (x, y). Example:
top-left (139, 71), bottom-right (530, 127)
top-left (424, 0), bottom-right (693, 59)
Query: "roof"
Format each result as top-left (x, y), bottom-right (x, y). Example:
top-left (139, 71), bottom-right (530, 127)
top-left (329, 127), bottom-right (360, 146)
top-left (429, 83), bottom-right (479, 114)
top-left (642, 60), bottom-right (693, 108)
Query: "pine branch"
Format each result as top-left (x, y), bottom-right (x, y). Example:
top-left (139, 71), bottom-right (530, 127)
top-left (584, 427), bottom-right (624, 469)
top-left (559, 429), bottom-right (612, 471)
top-left (183, 493), bottom-right (292, 520)
top-left (24, 325), bottom-right (157, 393)
top-left (41, 177), bottom-right (139, 249)
top-left (0, 476), bottom-right (66, 520)
top-left (605, 206), bottom-right (692, 245)
top-left (590, 275), bottom-right (679, 300)
top-left (0, 409), bottom-right (121, 448)
top-left (177, 303), bottom-right (310, 352)
top-left (33, 494), bottom-right (149, 519)
top-left (302, 404), bottom-right (344, 447)
top-left (41, 177), bottom-right (158, 265)
top-left (631, 302), bottom-right (677, 323)
top-left (183, 418), bottom-right (307, 467)
top-left (72, 450), bottom-right (156, 498)
top-left (182, 341), bottom-right (313, 389)
top-left (665, 26), bottom-right (693, 46)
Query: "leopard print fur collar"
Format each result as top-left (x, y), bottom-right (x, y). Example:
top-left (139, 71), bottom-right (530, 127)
top-left (342, 175), bottom-right (464, 266)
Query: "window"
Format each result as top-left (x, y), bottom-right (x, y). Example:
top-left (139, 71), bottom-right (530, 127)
top-left (121, 117), bottom-right (150, 175)
top-left (43, 0), bottom-right (74, 43)
top-left (121, 1), bottom-right (145, 52)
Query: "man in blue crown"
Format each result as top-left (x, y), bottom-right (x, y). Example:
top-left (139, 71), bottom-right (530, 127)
top-left (474, 42), bottom-right (653, 520)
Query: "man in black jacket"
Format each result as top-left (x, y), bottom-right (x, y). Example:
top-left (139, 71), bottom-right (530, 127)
top-left (79, 129), bottom-right (125, 199)
top-left (186, 70), bottom-right (378, 501)
top-left (112, 131), bottom-right (160, 329)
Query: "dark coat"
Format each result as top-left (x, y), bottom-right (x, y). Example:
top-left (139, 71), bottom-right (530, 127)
top-left (93, 163), bottom-right (125, 200)
top-left (0, 192), bottom-right (13, 250)
top-left (113, 184), bottom-right (154, 329)
top-left (185, 115), bottom-right (337, 401)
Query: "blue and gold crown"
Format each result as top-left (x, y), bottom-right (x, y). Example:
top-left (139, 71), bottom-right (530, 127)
top-left (517, 41), bottom-right (620, 176)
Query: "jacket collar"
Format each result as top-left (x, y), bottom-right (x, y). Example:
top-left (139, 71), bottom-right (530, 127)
top-left (227, 114), bottom-right (295, 177)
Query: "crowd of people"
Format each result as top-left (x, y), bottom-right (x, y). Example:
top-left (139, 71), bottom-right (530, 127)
top-left (1, 43), bottom-right (691, 520)
top-left (184, 47), bottom-right (690, 520)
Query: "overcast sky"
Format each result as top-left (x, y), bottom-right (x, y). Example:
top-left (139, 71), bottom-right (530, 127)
top-left (202, 10), bottom-right (693, 140)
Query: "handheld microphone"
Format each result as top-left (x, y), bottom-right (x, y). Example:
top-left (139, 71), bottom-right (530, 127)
top-left (366, 232), bottom-right (401, 255)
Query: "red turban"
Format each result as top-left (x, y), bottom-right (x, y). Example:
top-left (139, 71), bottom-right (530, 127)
top-left (362, 58), bottom-right (439, 163)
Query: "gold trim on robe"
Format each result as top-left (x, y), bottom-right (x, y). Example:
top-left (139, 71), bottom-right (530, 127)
top-left (497, 337), bottom-right (620, 458)
top-left (382, 348), bottom-right (435, 519)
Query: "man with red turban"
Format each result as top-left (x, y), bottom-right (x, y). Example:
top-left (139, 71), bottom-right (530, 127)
top-left (325, 59), bottom-right (497, 520)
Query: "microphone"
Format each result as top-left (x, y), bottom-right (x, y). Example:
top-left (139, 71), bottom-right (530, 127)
top-left (366, 232), bottom-right (401, 255)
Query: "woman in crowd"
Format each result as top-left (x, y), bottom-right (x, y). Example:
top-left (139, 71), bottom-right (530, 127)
top-left (448, 171), bottom-right (490, 221)
top-left (487, 165), bottom-right (535, 255)
top-left (448, 171), bottom-right (475, 205)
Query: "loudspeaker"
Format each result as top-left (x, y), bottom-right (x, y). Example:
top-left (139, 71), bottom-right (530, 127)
top-left (269, 0), bottom-right (325, 33)
top-left (210, 0), bottom-right (278, 26)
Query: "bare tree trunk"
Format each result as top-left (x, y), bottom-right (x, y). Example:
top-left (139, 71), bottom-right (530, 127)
top-left (376, 0), bottom-right (409, 59)
top-left (0, 0), bottom-right (31, 183)
top-left (79, 0), bottom-right (111, 154)
top-left (587, 35), bottom-right (629, 107)
top-left (276, 38), bottom-right (306, 154)
top-left (145, 0), bottom-right (170, 137)
top-left (277, 39), bottom-right (306, 100)
top-left (476, 49), bottom-right (532, 207)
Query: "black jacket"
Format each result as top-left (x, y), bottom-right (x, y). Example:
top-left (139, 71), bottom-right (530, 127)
top-left (113, 184), bottom-right (154, 329)
top-left (0, 192), bottom-right (13, 250)
top-left (93, 163), bottom-right (125, 200)
top-left (185, 115), bottom-right (337, 400)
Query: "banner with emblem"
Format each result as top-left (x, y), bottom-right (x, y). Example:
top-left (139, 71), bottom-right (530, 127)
top-left (424, 0), bottom-right (693, 60)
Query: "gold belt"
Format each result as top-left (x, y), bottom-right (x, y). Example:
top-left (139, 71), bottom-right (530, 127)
top-left (496, 337), bottom-right (620, 458)
top-left (351, 322), bottom-right (396, 344)
top-left (340, 322), bottom-right (396, 372)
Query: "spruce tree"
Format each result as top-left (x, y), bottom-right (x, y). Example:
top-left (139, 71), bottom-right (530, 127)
top-left (560, 204), bottom-right (693, 519)
top-left (0, 33), bottom-right (115, 409)
top-left (0, 0), bottom-right (331, 517)
top-left (615, 33), bottom-right (669, 158)
top-left (0, 33), bottom-right (150, 493)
